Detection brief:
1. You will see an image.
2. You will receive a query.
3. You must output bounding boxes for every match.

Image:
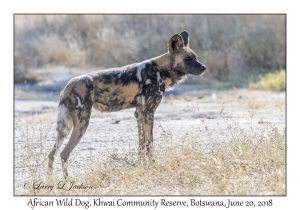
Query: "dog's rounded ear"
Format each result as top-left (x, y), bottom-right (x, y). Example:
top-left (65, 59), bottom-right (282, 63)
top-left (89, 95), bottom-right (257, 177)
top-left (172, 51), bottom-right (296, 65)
top-left (168, 34), bottom-right (184, 54)
top-left (180, 31), bottom-right (189, 47)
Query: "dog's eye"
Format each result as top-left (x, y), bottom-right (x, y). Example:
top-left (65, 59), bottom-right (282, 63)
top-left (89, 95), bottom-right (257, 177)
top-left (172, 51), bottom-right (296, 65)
top-left (185, 57), bottom-right (191, 61)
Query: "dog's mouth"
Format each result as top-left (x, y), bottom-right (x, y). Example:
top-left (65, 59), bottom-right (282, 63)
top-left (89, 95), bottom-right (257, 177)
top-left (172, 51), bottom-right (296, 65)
top-left (187, 67), bottom-right (206, 75)
top-left (172, 64), bottom-right (206, 76)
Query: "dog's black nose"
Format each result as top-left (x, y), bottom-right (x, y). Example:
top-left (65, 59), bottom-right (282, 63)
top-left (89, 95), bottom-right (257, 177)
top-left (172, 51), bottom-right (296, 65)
top-left (201, 65), bottom-right (206, 71)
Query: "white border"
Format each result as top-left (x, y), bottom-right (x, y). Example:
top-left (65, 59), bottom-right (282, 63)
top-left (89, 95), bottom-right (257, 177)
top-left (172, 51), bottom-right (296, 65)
top-left (3, 0), bottom-right (298, 209)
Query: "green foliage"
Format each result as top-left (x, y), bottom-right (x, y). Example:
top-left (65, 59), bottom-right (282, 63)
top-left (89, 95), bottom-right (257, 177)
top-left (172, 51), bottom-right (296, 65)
top-left (248, 75), bottom-right (255, 84)
top-left (249, 70), bottom-right (286, 91)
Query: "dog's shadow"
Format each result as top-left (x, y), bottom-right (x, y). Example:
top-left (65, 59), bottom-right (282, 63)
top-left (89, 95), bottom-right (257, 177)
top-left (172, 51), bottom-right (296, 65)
top-left (107, 151), bottom-right (138, 167)
top-left (107, 150), bottom-right (156, 167)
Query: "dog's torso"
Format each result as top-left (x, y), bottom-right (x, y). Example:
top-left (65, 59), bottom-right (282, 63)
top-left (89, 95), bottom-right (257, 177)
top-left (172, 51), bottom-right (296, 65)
top-left (91, 60), bottom-right (164, 112)
top-left (62, 60), bottom-right (166, 114)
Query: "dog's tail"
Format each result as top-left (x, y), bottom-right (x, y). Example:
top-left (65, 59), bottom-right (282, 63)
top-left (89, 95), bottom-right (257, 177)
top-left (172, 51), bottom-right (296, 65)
top-left (55, 80), bottom-right (77, 154)
top-left (55, 103), bottom-right (73, 153)
top-left (59, 78), bottom-right (78, 104)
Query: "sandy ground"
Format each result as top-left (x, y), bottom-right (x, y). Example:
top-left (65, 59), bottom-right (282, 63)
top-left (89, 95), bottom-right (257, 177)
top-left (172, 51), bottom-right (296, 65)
top-left (14, 72), bottom-right (286, 195)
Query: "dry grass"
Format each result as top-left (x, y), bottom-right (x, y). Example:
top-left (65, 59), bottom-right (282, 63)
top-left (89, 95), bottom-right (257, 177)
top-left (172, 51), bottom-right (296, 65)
top-left (246, 98), bottom-right (285, 110)
top-left (14, 15), bottom-right (286, 84)
top-left (15, 109), bottom-right (286, 196)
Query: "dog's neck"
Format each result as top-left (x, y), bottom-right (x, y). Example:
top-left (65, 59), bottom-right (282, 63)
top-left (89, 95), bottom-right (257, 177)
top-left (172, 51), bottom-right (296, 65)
top-left (152, 53), bottom-right (172, 69)
top-left (151, 53), bottom-right (187, 90)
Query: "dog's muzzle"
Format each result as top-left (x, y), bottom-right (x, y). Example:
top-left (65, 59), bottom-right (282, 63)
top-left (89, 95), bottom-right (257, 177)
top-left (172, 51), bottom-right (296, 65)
top-left (200, 64), bottom-right (206, 71)
top-left (188, 62), bottom-right (206, 75)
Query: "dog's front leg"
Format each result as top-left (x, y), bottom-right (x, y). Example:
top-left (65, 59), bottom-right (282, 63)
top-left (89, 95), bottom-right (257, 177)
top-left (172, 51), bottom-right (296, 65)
top-left (135, 94), bottom-right (162, 157)
top-left (135, 107), bottom-right (155, 157)
top-left (143, 111), bottom-right (155, 157)
top-left (135, 106), bottom-right (147, 156)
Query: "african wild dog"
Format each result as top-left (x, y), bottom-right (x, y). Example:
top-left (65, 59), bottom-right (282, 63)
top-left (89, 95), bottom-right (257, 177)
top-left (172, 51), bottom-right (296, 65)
top-left (48, 31), bottom-right (206, 177)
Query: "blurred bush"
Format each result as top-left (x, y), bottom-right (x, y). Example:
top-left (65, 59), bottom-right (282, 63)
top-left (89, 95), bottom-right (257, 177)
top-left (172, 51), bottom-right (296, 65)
top-left (249, 69), bottom-right (286, 91)
top-left (14, 15), bottom-right (286, 84)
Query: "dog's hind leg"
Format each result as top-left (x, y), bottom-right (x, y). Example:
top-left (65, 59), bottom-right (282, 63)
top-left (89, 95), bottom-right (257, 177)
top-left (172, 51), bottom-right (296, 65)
top-left (60, 98), bottom-right (93, 178)
top-left (48, 103), bottom-right (73, 174)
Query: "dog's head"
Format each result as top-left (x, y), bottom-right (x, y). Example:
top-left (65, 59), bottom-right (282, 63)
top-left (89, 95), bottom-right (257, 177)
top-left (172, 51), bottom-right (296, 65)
top-left (168, 31), bottom-right (206, 75)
